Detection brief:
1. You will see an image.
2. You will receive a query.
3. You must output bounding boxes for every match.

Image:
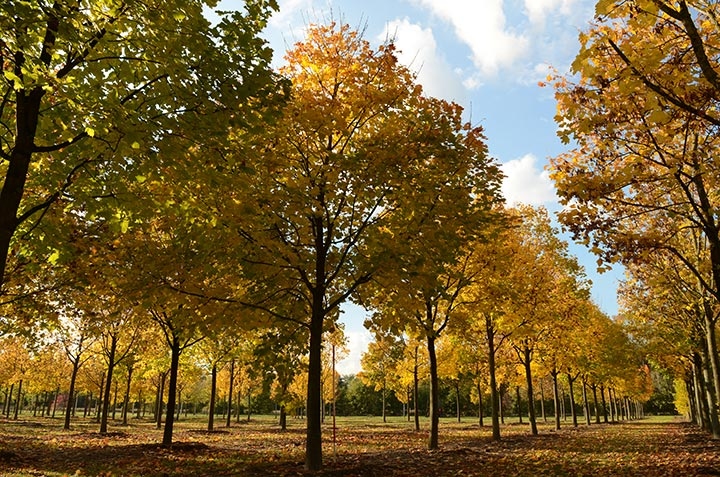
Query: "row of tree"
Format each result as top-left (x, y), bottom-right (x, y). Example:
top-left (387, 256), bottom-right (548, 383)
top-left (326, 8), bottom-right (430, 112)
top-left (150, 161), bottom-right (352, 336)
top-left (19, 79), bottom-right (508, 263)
top-left (0, 0), bottom-right (697, 471)
top-left (547, 0), bottom-right (720, 440)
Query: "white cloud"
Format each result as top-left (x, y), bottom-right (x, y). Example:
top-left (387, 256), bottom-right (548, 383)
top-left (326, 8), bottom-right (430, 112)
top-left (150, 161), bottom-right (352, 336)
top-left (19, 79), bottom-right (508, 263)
top-left (336, 329), bottom-right (372, 375)
top-left (381, 18), bottom-right (467, 103)
top-left (524, 0), bottom-right (577, 27)
top-left (501, 154), bottom-right (557, 205)
top-left (409, 0), bottom-right (529, 76)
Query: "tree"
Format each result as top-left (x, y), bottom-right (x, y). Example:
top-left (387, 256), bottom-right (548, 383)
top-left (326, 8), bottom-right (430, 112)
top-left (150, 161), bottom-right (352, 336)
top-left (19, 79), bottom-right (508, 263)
top-left (0, 1), bottom-right (282, 300)
top-left (359, 330), bottom-right (403, 422)
top-left (548, 0), bottom-right (720, 435)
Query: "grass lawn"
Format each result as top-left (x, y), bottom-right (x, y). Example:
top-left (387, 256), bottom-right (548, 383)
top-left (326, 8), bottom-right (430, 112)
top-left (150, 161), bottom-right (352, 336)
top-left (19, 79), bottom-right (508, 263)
top-left (0, 413), bottom-right (718, 476)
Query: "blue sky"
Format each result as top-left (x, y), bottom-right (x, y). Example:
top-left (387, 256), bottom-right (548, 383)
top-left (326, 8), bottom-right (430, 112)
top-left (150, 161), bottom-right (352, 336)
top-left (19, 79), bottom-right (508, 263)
top-left (217, 0), bottom-right (621, 373)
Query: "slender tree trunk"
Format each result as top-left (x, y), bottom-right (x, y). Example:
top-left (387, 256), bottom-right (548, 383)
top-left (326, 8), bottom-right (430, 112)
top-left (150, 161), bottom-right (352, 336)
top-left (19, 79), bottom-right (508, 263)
top-left (427, 333), bottom-right (440, 450)
top-left (693, 355), bottom-right (710, 431)
top-left (382, 385), bottom-right (387, 423)
top-left (456, 381), bottom-right (461, 423)
top-left (112, 380), bottom-right (119, 420)
top-left (516, 386), bottom-right (523, 424)
top-left (226, 359), bottom-right (234, 428)
top-left (208, 363), bottom-right (217, 431)
top-left (552, 370), bottom-right (561, 431)
top-left (52, 385), bottom-right (60, 418)
top-left (477, 381), bottom-right (484, 427)
top-left (122, 365), bottom-right (133, 425)
top-left (5, 383), bottom-right (13, 418)
top-left (523, 345), bottom-right (537, 435)
top-left (84, 392), bottom-right (91, 418)
top-left (64, 361), bottom-right (80, 429)
top-left (100, 336), bottom-right (117, 434)
top-left (96, 373), bottom-right (105, 422)
top-left (539, 379), bottom-right (546, 423)
top-left (156, 371), bottom-right (166, 430)
top-left (567, 374), bottom-right (578, 427)
top-left (591, 384), bottom-right (600, 424)
top-left (582, 379), bottom-right (591, 426)
top-left (486, 315), bottom-right (500, 441)
top-left (13, 379), bottom-right (22, 420)
top-left (176, 390), bottom-right (182, 421)
top-left (279, 404), bottom-right (287, 430)
top-left (600, 385), bottom-right (609, 424)
top-left (162, 336), bottom-right (181, 447)
top-left (413, 346), bottom-right (420, 432)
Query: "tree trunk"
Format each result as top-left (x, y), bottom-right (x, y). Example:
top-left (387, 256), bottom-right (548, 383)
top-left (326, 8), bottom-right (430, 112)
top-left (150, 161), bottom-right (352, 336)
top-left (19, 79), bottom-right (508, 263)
top-left (382, 386), bottom-right (387, 423)
top-left (13, 379), bottom-right (22, 420)
top-left (427, 333), bottom-right (440, 450)
top-left (522, 345), bottom-right (537, 435)
top-left (96, 373), bottom-right (105, 422)
top-left (539, 379), bottom-right (546, 423)
top-left (5, 384), bottom-right (13, 419)
top-left (304, 288), bottom-right (325, 471)
top-left (456, 381), bottom-right (461, 423)
top-left (567, 373), bottom-right (578, 427)
top-left (700, 340), bottom-right (720, 437)
top-left (208, 363), bottom-right (217, 432)
top-left (226, 359), bottom-right (234, 428)
top-left (582, 379), bottom-right (591, 426)
top-left (122, 365), bottom-right (134, 425)
top-left (156, 371), bottom-right (166, 430)
top-left (552, 369), bottom-right (561, 431)
top-left (516, 386), bottom-right (523, 424)
top-left (486, 314), bottom-right (501, 441)
top-left (162, 336), bottom-right (181, 447)
top-left (591, 384), bottom-right (600, 424)
top-left (600, 385), bottom-right (609, 424)
top-left (112, 380), bottom-right (119, 420)
top-left (477, 381), bottom-right (484, 427)
top-left (64, 360), bottom-right (80, 429)
top-left (413, 346), bottom-right (420, 432)
top-left (100, 336), bottom-right (117, 434)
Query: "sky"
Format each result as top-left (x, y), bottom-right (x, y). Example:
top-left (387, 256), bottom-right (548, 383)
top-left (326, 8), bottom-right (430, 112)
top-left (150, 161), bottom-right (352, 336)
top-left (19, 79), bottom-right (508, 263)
top-left (216, 0), bottom-right (622, 374)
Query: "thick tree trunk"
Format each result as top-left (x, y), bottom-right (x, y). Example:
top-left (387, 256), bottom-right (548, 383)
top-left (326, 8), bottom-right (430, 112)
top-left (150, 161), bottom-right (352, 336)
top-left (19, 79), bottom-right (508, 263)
top-left (486, 315), bottom-right (501, 441)
top-left (162, 337), bottom-right (181, 447)
top-left (523, 345), bottom-right (537, 435)
top-left (208, 363), bottom-right (217, 431)
top-left (427, 333), bottom-right (440, 450)
top-left (702, 303), bottom-right (720, 436)
top-left (304, 289), bottom-right (325, 471)
top-left (700, 343), bottom-right (720, 437)
top-left (64, 361), bottom-right (80, 429)
top-left (552, 370), bottom-right (561, 431)
top-left (100, 336), bottom-right (117, 434)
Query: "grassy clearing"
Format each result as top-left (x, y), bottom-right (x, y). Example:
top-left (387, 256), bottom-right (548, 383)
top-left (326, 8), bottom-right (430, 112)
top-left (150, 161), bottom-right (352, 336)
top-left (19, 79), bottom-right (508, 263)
top-left (0, 414), bottom-right (718, 476)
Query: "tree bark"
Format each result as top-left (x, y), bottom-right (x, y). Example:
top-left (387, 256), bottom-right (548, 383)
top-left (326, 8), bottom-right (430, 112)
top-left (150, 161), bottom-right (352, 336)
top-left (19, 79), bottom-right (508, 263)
top-left (522, 345), bottom-right (537, 435)
top-left (427, 333), bottom-right (440, 450)
top-left (486, 314), bottom-right (501, 441)
top-left (122, 365), bottom-right (134, 425)
top-left (100, 336), bottom-right (117, 434)
top-left (552, 369), bottom-right (561, 431)
top-left (162, 335), bottom-right (181, 447)
top-left (413, 346), bottom-right (420, 432)
top-left (64, 360), bottom-right (80, 429)
top-left (13, 379), bottom-right (22, 420)
top-left (304, 287), bottom-right (325, 471)
top-left (582, 379), bottom-right (591, 426)
top-left (208, 363), bottom-right (217, 431)
top-left (226, 359), bottom-right (234, 428)
top-left (567, 373), bottom-right (578, 427)
top-left (600, 385), bottom-right (609, 424)
top-left (591, 384), bottom-right (600, 424)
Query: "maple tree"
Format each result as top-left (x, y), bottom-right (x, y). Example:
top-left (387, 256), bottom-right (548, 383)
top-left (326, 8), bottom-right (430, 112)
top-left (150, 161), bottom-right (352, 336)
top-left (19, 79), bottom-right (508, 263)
top-left (0, 1), bottom-right (282, 304)
top-left (548, 0), bottom-right (720, 437)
